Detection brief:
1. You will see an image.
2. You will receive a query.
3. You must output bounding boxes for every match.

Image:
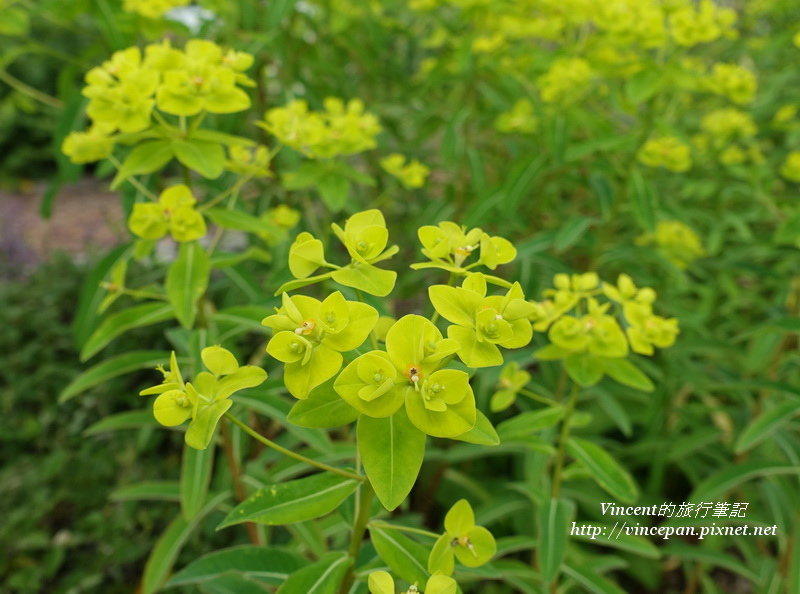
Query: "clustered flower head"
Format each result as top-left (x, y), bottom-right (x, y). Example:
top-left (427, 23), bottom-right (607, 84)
top-left (334, 315), bottom-right (476, 438)
top-left (259, 98), bottom-right (381, 159)
top-left (380, 153), bottom-right (431, 189)
top-left (225, 145), bottom-right (273, 178)
top-left (368, 571), bottom-right (457, 594)
top-left (141, 347), bottom-right (267, 449)
top-left (128, 184), bottom-right (207, 242)
top-left (62, 40), bottom-right (254, 164)
top-left (530, 272), bottom-right (679, 361)
top-left (706, 63), bottom-right (757, 105)
top-left (123, 0), bottom-right (189, 19)
top-left (636, 220), bottom-right (706, 269)
top-left (637, 136), bottom-right (692, 173)
top-left (668, 0), bottom-right (737, 48)
top-left (780, 152), bottom-right (800, 183)
top-left (494, 98), bottom-right (538, 134)
top-left (412, 221), bottom-right (516, 275)
top-left (538, 57), bottom-right (594, 104)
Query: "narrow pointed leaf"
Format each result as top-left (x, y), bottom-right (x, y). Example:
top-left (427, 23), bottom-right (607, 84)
top-left (566, 438), bottom-right (638, 503)
top-left (166, 241), bottom-right (211, 329)
top-left (80, 303), bottom-right (174, 361)
top-left (218, 473), bottom-right (359, 528)
top-left (181, 441), bottom-right (215, 520)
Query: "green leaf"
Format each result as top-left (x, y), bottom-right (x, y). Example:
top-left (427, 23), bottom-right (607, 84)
top-left (566, 437), bottom-right (638, 503)
top-left (453, 410), bottom-right (500, 446)
top-left (282, 162), bottom-right (325, 190)
top-left (331, 264), bottom-right (396, 297)
top-left (274, 272), bottom-right (334, 295)
top-left (110, 481), bottom-right (180, 502)
top-left (689, 462), bottom-right (800, 502)
top-left (218, 473), bottom-right (360, 528)
top-left (564, 352), bottom-right (605, 387)
top-left (181, 442), bottom-right (215, 521)
top-left (172, 139), bottom-right (225, 179)
top-left (734, 401), bottom-right (800, 453)
top-left (369, 525), bottom-right (429, 588)
top-left (626, 68), bottom-right (664, 103)
top-left (191, 129), bottom-right (257, 147)
top-left (358, 409), bottom-right (426, 511)
top-left (73, 244), bottom-right (132, 348)
top-left (141, 491), bottom-right (229, 594)
top-left (84, 410), bottom-right (158, 436)
top-left (166, 546), bottom-right (305, 588)
top-left (589, 171), bottom-right (614, 221)
top-left (662, 541), bottom-right (761, 585)
top-left (80, 303), bottom-right (174, 362)
top-left (602, 359), bottom-right (654, 392)
top-left (111, 140), bottom-right (174, 189)
top-left (498, 408), bottom-right (564, 439)
top-left (276, 552), bottom-right (351, 594)
top-left (317, 172), bottom-right (350, 211)
top-left (627, 168), bottom-right (657, 232)
top-left (571, 523), bottom-right (660, 559)
top-left (287, 380), bottom-right (360, 428)
top-left (562, 564), bottom-right (627, 594)
top-left (0, 8), bottom-right (30, 35)
top-left (206, 208), bottom-right (270, 234)
top-left (554, 217), bottom-right (594, 253)
top-left (185, 400), bottom-right (232, 450)
top-left (60, 350), bottom-right (171, 403)
top-left (166, 242), bottom-right (211, 329)
top-left (538, 498), bottom-right (573, 584)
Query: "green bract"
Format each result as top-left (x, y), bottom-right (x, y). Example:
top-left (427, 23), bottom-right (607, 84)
top-left (411, 221), bottom-right (516, 277)
top-left (491, 361), bottom-right (532, 412)
top-left (368, 571), bottom-right (457, 594)
top-left (428, 499), bottom-right (497, 576)
top-left (334, 315), bottom-right (475, 437)
top-left (141, 346), bottom-right (267, 449)
top-left (429, 273), bottom-right (534, 368)
top-left (263, 291), bottom-right (378, 399)
top-left (277, 209), bottom-right (398, 297)
top-left (128, 184), bottom-right (207, 243)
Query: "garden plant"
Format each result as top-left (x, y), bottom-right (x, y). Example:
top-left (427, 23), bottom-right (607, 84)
top-left (2, 0), bottom-right (800, 592)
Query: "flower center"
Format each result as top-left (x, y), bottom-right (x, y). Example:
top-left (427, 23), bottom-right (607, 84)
top-left (294, 319), bottom-right (316, 335)
top-left (403, 364), bottom-right (423, 387)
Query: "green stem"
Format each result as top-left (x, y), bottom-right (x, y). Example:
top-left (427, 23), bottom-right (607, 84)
top-left (519, 388), bottom-right (560, 408)
top-left (0, 68), bottom-right (63, 109)
top-left (108, 156), bottom-right (159, 201)
top-left (551, 381), bottom-right (580, 499)
top-left (355, 289), bottom-right (379, 350)
top-left (199, 175), bottom-right (253, 212)
top-left (338, 481), bottom-right (374, 594)
top-left (225, 413), bottom-right (365, 482)
top-left (368, 521), bottom-right (439, 539)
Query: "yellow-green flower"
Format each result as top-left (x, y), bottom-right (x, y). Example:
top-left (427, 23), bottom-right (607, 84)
top-left (380, 153), bottom-right (430, 189)
top-left (638, 136), bottom-right (692, 172)
top-left (780, 152), bottom-right (800, 183)
top-left (128, 184), bottom-right (207, 242)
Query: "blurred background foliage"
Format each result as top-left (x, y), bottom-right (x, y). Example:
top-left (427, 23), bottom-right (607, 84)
top-left (2, 0), bottom-right (800, 592)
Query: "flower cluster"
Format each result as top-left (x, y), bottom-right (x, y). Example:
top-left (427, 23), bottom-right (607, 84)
top-left (141, 347), bottom-right (267, 449)
top-left (530, 272), bottom-right (678, 387)
top-left (636, 220), bottom-right (706, 269)
top-left (411, 221), bottom-right (516, 276)
top-left (428, 499), bottom-right (496, 576)
top-left (380, 153), bottom-right (431, 189)
top-left (637, 136), bottom-right (692, 173)
top-left (128, 184), bottom-right (206, 242)
top-left (429, 273), bottom-right (534, 368)
top-left (123, 0), bottom-right (189, 19)
top-left (494, 98), bottom-right (538, 134)
top-left (706, 63), bottom-right (757, 105)
top-left (780, 152), bottom-right (800, 183)
top-left (368, 572), bottom-right (456, 594)
top-left (62, 40), bottom-right (254, 164)
top-left (259, 98), bottom-right (381, 159)
top-left (668, 0), bottom-right (737, 48)
top-left (263, 291), bottom-right (378, 399)
top-left (538, 58), bottom-right (594, 104)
